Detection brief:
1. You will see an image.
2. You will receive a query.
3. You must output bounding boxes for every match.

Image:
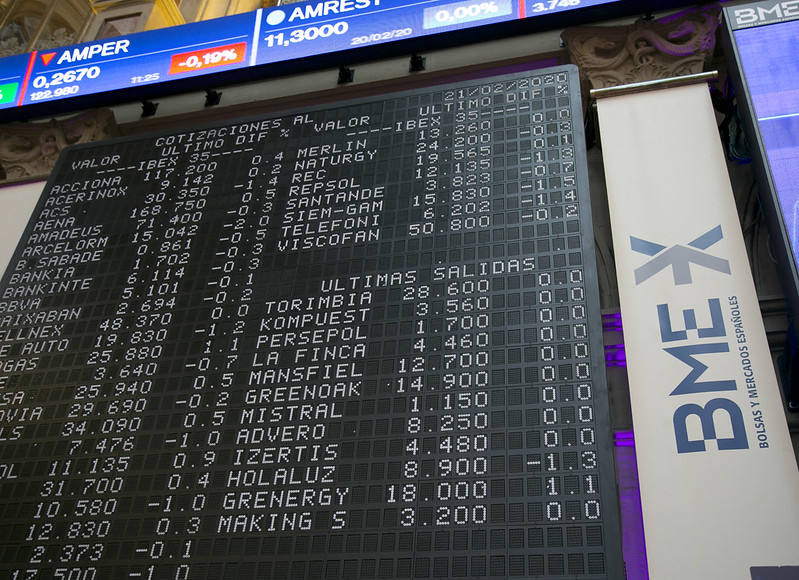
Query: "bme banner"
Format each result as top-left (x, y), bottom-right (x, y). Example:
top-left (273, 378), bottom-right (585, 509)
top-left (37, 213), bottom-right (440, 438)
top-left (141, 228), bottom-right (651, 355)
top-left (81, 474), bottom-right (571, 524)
top-left (597, 82), bottom-right (799, 579)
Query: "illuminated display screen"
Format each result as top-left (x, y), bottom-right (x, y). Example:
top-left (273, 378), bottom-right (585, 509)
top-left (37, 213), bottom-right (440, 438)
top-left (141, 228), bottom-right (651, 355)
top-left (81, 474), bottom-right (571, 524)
top-left (726, 0), bottom-right (799, 323)
top-left (732, 19), bottom-right (799, 262)
top-left (0, 0), bottom-right (618, 112)
top-left (0, 67), bottom-right (623, 578)
top-left (16, 13), bottom-right (256, 108)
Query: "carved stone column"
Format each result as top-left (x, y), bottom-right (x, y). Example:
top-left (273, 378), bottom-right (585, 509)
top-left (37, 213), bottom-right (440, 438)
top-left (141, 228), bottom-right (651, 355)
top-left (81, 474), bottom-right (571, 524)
top-left (0, 109), bottom-right (118, 183)
top-left (0, 0), bottom-right (88, 58)
top-left (561, 4), bottom-right (720, 89)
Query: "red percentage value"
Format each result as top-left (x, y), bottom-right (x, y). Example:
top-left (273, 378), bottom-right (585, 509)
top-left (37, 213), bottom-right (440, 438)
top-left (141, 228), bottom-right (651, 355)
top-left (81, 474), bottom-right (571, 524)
top-left (169, 42), bottom-right (246, 75)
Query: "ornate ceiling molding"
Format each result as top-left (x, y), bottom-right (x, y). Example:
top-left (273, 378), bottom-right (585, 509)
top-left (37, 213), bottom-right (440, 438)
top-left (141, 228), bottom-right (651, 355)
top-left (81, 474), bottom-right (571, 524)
top-left (562, 4), bottom-right (721, 89)
top-left (0, 0), bottom-right (89, 57)
top-left (0, 108), bottom-right (118, 183)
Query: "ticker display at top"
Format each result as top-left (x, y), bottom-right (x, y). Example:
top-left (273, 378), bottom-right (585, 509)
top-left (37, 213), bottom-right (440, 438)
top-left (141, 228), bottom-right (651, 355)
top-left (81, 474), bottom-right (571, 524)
top-left (0, 66), bottom-right (623, 578)
top-left (0, 0), bottom-right (617, 112)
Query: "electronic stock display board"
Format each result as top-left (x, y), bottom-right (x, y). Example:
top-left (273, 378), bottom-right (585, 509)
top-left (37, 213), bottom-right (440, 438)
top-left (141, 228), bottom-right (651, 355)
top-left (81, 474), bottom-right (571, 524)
top-left (0, 0), bottom-right (618, 117)
top-left (724, 2), bottom-right (799, 367)
top-left (725, 1), bottom-right (799, 261)
top-left (0, 66), bottom-right (622, 579)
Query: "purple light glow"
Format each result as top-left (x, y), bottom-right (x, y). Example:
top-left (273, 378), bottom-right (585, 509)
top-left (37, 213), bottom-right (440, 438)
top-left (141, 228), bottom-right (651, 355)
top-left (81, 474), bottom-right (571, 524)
top-left (603, 312), bottom-right (628, 367)
top-left (614, 430), bottom-right (636, 446)
top-left (604, 343), bottom-right (627, 367)
top-left (614, 430), bottom-right (650, 579)
top-left (602, 311), bottom-right (624, 332)
top-left (605, 315), bottom-right (647, 576)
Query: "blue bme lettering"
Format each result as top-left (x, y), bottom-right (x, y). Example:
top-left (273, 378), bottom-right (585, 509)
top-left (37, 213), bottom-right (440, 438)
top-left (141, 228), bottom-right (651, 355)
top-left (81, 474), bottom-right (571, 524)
top-left (673, 398), bottom-right (748, 453)
top-left (656, 298), bottom-right (749, 453)
top-left (665, 344), bottom-right (736, 396)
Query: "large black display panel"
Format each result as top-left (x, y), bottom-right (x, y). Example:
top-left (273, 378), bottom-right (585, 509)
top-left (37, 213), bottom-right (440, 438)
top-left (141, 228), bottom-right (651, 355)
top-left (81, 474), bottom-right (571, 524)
top-left (0, 65), bottom-right (622, 579)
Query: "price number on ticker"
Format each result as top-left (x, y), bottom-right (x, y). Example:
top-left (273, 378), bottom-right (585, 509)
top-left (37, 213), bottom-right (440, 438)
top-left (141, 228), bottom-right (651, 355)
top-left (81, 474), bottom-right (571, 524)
top-left (265, 21), bottom-right (348, 47)
top-left (32, 66), bottom-right (100, 89)
top-left (530, 0), bottom-right (581, 12)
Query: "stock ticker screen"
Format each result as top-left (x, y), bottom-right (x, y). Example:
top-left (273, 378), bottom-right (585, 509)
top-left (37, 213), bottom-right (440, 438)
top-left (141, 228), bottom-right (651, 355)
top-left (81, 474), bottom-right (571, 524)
top-left (0, 66), bottom-right (623, 579)
top-left (0, 0), bottom-right (618, 112)
top-left (732, 17), bottom-right (799, 272)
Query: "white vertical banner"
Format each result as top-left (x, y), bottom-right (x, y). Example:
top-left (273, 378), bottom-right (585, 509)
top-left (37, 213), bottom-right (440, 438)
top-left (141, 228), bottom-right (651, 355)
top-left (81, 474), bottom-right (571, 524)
top-left (598, 83), bottom-right (799, 580)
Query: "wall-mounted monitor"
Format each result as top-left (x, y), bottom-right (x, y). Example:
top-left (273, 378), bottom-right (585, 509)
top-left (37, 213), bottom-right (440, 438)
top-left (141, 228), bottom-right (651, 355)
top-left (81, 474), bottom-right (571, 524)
top-left (723, 0), bottom-right (799, 407)
top-left (0, 0), bottom-right (618, 119)
top-left (0, 0), bottom-right (712, 121)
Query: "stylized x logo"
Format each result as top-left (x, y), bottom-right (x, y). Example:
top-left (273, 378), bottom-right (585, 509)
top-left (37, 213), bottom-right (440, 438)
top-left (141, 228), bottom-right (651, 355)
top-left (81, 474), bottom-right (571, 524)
top-left (630, 225), bottom-right (731, 285)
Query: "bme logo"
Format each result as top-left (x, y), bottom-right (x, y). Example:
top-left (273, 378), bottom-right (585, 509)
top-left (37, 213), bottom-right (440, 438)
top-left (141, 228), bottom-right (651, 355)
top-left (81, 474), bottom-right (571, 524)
top-left (630, 225), bottom-right (730, 285)
top-left (631, 225), bottom-right (750, 454)
top-left (733, 0), bottom-right (799, 26)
